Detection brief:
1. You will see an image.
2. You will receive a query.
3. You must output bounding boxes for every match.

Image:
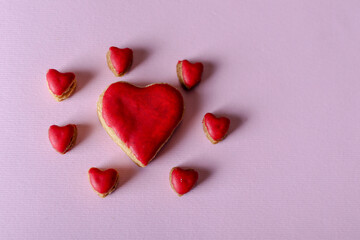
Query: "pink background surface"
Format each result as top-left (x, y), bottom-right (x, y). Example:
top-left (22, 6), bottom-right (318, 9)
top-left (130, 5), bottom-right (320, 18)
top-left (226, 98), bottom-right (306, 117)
top-left (1, 0), bottom-right (360, 239)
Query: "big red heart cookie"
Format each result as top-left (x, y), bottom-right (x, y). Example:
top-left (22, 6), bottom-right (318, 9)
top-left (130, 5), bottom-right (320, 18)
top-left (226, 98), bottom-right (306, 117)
top-left (177, 60), bottom-right (203, 89)
top-left (97, 82), bottom-right (184, 167)
top-left (202, 113), bottom-right (230, 144)
top-left (106, 46), bottom-right (133, 77)
top-left (46, 69), bottom-right (76, 101)
top-left (170, 167), bottom-right (198, 196)
top-left (48, 124), bottom-right (77, 154)
top-left (88, 168), bottom-right (119, 198)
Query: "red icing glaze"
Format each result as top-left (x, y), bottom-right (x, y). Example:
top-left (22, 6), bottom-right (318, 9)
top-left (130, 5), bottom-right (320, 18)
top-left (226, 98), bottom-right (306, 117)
top-left (179, 60), bottom-right (203, 89)
top-left (48, 124), bottom-right (76, 153)
top-left (46, 69), bottom-right (75, 95)
top-left (203, 113), bottom-right (230, 141)
top-left (88, 168), bottom-right (118, 194)
top-left (101, 82), bottom-right (184, 166)
top-left (170, 167), bottom-right (198, 195)
top-left (109, 47), bottom-right (133, 74)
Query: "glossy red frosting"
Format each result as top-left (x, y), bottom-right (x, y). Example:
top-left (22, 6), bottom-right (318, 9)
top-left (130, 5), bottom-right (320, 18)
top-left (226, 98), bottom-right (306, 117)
top-left (109, 47), bottom-right (133, 74)
top-left (101, 82), bottom-right (184, 166)
top-left (170, 167), bottom-right (198, 195)
top-left (46, 69), bottom-right (75, 95)
top-left (179, 60), bottom-right (203, 89)
top-left (203, 113), bottom-right (230, 141)
top-left (48, 124), bottom-right (76, 153)
top-left (88, 168), bottom-right (118, 194)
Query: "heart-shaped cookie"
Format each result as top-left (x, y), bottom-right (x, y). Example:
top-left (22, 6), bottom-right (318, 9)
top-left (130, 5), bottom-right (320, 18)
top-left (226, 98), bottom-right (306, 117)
top-left (170, 167), bottom-right (198, 196)
top-left (97, 82), bottom-right (184, 167)
top-left (106, 46), bottom-right (133, 77)
top-left (48, 124), bottom-right (77, 154)
top-left (177, 60), bottom-right (203, 89)
top-left (88, 168), bottom-right (119, 198)
top-left (202, 113), bottom-right (230, 144)
top-left (46, 69), bottom-right (76, 101)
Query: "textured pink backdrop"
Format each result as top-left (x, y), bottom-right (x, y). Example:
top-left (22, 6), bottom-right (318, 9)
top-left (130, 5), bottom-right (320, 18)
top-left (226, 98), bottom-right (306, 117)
top-left (1, 0), bottom-right (360, 239)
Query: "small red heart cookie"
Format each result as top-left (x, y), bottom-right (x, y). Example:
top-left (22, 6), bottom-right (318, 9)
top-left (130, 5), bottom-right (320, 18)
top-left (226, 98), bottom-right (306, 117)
top-left (97, 82), bottom-right (184, 167)
top-left (48, 124), bottom-right (77, 154)
top-left (106, 46), bottom-right (133, 77)
top-left (170, 167), bottom-right (198, 196)
top-left (88, 168), bottom-right (119, 198)
top-left (203, 113), bottom-right (230, 144)
top-left (46, 69), bottom-right (76, 101)
top-left (176, 60), bottom-right (203, 89)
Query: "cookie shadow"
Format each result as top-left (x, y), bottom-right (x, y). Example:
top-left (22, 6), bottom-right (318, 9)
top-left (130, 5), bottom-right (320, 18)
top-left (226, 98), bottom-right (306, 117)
top-left (74, 70), bottom-right (96, 93)
top-left (202, 60), bottom-right (217, 83)
top-left (131, 48), bottom-right (150, 70)
top-left (115, 166), bottom-right (138, 188)
top-left (76, 124), bottom-right (93, 146)
top-left (196, 167), bottom-right (212, 187)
